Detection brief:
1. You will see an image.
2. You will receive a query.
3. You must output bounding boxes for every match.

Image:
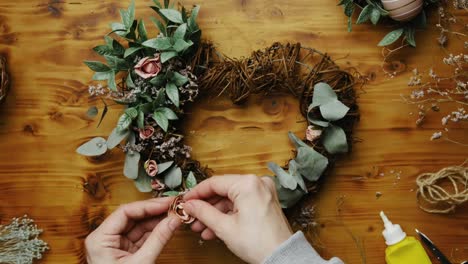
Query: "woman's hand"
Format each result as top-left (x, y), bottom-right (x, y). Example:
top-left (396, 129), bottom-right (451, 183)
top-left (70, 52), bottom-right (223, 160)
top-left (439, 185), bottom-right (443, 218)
top-left (85, 197), bottom-right (181, 264)
top-left (183, 175), bottom-right (293, 264)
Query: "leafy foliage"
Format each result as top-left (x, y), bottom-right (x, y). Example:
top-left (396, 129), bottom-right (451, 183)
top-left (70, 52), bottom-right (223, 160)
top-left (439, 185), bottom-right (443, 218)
top-left (78, 0), bottom-right (202, 194)
top-left (268, 131), bottom-right (330, 208)
top-left (308, 82), bottom-right (350, 154)
top-left (339, 0), bottom-right (436, 47)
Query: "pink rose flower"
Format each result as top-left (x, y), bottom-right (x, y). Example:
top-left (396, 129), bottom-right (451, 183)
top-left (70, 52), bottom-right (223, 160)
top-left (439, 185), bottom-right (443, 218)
top-left (306, 125), bottom-right (322, 141)
top-left (144, 160), bottom-right (158, 177)
top-left (151, 179), bottom-right (166, 191)
top-left (139, 126), bottom-right (155, 140)
top-left (134, 54), bottom-right (162, 79)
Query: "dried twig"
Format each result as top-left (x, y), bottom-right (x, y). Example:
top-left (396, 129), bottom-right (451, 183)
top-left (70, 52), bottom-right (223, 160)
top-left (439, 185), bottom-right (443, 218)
top-left (0, 55), bottom-right (10, 104)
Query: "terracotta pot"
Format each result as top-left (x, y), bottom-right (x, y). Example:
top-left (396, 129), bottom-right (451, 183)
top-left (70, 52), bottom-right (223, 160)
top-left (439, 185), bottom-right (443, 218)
top-left (381, 0), bottom-right (423, 22)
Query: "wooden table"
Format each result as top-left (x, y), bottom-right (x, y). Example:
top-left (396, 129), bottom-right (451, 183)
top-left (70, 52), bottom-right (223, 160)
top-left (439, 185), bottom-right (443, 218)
top-left (0, 0), bottom-right (466, 263)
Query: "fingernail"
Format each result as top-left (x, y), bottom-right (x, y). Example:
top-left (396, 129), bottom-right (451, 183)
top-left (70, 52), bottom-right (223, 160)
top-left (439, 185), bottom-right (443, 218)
top-left (168, 217), bottom-right (180, 231)
top-left (183, 201), bottom-right (193, 213)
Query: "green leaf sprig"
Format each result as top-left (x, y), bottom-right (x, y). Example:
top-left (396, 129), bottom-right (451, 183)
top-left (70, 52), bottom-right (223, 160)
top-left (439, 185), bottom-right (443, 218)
top-left (267, 132), bottom-right (329, 208)
top-left (307, 82), bottom-right (350, 154)
top-left (339, 0), bottom-right (436, 47)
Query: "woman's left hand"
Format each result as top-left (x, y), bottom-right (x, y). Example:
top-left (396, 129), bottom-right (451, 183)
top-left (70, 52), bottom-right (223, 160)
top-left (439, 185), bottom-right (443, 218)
top-left (85, 197), bottom-right (181, 264)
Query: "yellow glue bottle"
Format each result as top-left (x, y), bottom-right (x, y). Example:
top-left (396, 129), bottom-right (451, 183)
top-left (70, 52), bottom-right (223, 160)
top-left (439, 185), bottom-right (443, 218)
top-left (379, 211), bottom-right (432, 264)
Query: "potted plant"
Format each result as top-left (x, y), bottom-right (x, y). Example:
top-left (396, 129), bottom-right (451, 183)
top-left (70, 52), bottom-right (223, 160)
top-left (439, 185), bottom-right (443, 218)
top-left (339, 0), bottom-right (439, 47)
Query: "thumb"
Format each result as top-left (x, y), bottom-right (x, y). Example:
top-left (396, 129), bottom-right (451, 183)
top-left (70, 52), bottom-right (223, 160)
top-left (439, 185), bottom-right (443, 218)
top-left (184, 200), bottom-right (231, 235)
top-left (134, 215), bottom-right (181, 261)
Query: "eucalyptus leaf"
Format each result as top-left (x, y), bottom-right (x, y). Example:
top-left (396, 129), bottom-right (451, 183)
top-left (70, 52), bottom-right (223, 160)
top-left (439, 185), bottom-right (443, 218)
top-left (288, 160), bottom-right (307, 192)
top-left (288, 131), bottom-right (309, 149)
top-left (104, 35), bottom-right (113, 46)
top-left (160, 9), bottom-right (184, 23)
top-left (405, 27), bottom-right (416, 47)
top-left (322, 125), bottom-right (348, 154)
top-left (413, 10), bottom-right (426, 29)
top-left (92, 71), bottom-right (111, 81)
top-left (320, 100), bottom-right (350, 121)
top-left (124, 150), bottom-right (140, 179)
top-left (161, 51), bottom-right (177, 63)
top-left (188, 5), bottom-right (200, 31)
top-left (84, 61), bottom-right (111, 72)
top-left (87, 106), bottom-right (98, 118)
top-left (110, 22), bottom-right (127, 36)
top-left (165, 82), bottom-right (179, 107)
top-left (164, 166), bottom-right (182, 189)
top-left (344, 1), bottom-right (354, 17)
top-left (272, 177), bottom-right (306, 208)
top-left (267, 162), bottom-right (297, 190)
top-left (124, 47), bottom-right (144, 58)
top-left (172, 72), bottom-right (188, 86)
top-left (106, 127), bottom-right (130, 149)
top-left (310, 82), bottom-right (337, 108)
top-left (185, 171), bottom-right (197, 189)
top-left (105, 55), bottom-right (128, 71)
top-left (378, 28), bottom-right (404, 47)
top-left (163, 191), bottom-right (180, 196)
top-left (117, 113), bottom-right (132, 132)
top-left (154, 89), bottom-right (166, 106)
top-left (295, 146), bottom-right (328, 181)
top-left (125, 107), bottom-right (138, 118)
top-left (307, 117), bottom-right (330, 128)
top-left (157, 161), bottom-right (174, 174)
top-left (93, 45), bottom-right (115, 56)
top-left (149, 75), bottom-right (166, 86)
top-left (150, 17), bottom-right (166, 35)
top-left (172, 39), bottom-right (192, 53)
top-left (137, 111), bottom-right (145, 129)
top-left (120, 0), bottom-right (135, 29)
top-left (107, 71), bottom-right (117, 91)
top-left (76, 137), bottom-right (108, 156)
top-left (142, 37), bottom-right (172, 50)
top-left (356, 4), bottom-right (372, 24)
top-left (152, 110), bottom-right (169, 131)
top-left (134, 168), bottom-right (153, 192)
top-left (138, 19), bottom-right (148, 41)
top-left (173, 23), bottom-right (187, 40)
top-left (112, 40), bottom-right (125, 55)
top-left (159, 107), bottom-right (178, 120)
top-left (370, 7), bottom-right (381, 25)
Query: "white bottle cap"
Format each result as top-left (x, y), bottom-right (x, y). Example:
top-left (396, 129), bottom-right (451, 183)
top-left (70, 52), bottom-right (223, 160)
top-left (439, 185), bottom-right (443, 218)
top-left (380, 211), bottom-right (407, 246)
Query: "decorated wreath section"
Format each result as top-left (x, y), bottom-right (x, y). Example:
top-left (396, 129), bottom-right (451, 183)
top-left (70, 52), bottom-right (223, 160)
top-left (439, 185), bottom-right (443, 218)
top-left (77, 0), bottom-right (360, 210)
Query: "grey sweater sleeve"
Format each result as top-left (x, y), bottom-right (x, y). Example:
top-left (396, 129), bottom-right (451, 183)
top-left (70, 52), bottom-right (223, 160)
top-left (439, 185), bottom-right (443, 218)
top-left (262, 231), bottom-right (344, 264)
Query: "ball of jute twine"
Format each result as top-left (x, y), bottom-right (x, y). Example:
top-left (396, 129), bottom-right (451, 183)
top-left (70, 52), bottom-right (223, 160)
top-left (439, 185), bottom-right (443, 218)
top-left (416, 161), bottom-right (468, 214)
top-left (0, 55), bottom-right (10, 104)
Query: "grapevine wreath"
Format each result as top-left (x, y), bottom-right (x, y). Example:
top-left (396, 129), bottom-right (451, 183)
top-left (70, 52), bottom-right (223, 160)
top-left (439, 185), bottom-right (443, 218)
top-left (77, 0), bottom-right (360, 222)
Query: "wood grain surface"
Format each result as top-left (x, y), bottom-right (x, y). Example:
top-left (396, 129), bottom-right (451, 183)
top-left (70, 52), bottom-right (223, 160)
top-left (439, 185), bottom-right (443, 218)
top-left (0, 0), bottom-right (466, 263)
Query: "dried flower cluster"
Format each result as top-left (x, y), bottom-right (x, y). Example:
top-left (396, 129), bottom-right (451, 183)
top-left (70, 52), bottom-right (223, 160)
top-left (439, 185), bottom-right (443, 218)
top-left (0, 216), bottom-right (49, 264)
top-left (400, 0), bottom-right (467, 146)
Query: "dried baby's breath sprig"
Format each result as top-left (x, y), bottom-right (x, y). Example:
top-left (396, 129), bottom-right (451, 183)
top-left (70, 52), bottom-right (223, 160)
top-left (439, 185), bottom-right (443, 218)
top-left (0, 215), bottom-right (49, 264)
top-left (399, 1), bottom-right (467, 146)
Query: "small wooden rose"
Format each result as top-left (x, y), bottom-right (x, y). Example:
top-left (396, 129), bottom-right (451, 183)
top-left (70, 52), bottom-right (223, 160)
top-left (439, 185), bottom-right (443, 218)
top-left (170, 195), bottom-right (195, 224)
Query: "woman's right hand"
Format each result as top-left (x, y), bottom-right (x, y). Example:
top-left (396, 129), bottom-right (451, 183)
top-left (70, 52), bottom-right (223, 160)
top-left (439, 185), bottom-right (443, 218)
top-left (183, 175), bottom-right (293, 264)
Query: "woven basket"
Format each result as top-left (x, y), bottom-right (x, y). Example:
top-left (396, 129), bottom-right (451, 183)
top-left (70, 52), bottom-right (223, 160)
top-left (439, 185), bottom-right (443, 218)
top-left (0, 55), bottom-right (10, 104)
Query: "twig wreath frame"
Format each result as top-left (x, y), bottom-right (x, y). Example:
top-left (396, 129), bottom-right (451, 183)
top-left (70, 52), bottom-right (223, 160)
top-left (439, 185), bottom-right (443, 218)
top-left (77, 0), bottom-right (361, 212)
